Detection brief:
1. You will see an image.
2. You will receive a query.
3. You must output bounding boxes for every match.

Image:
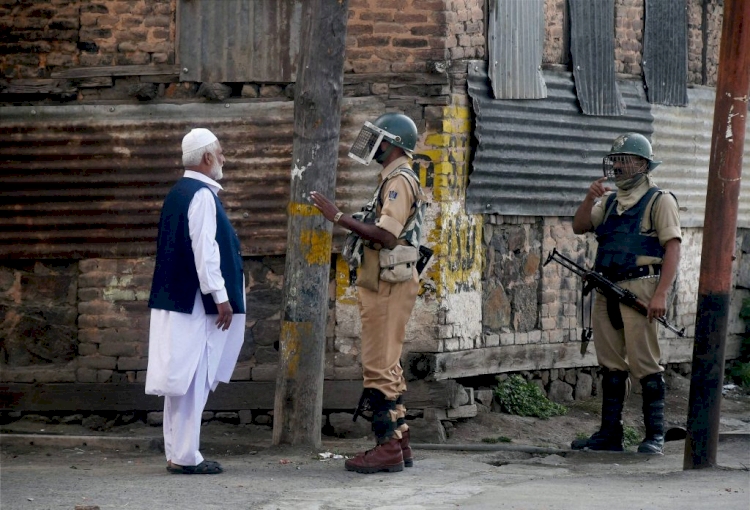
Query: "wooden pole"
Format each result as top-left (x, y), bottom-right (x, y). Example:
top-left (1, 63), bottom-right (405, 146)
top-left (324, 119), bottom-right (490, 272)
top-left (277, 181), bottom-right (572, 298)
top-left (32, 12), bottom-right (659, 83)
top-left (273, 0), bottom-right (350, 448)
top-left (684, 0), bottom-right (749, 469)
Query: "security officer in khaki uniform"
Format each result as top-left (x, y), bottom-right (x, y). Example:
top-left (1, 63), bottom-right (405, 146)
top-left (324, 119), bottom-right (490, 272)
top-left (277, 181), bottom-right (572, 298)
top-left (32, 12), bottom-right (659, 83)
top-left (311, 112), bottom-right (426, 473)
top-left (571, 133), bottom-right (681, 455)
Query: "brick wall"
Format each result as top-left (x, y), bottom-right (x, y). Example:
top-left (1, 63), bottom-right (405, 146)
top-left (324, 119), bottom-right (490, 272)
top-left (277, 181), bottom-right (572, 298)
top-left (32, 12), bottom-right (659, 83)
top-left (614, 0), bottom-right (644, 76)
top-left (0, 0), bottom-right (80, 78)
top-left (0, 261), bottom-right (78, 382)
top-left (76, 259), bottom-right (152, 384)
top-left (1, 1), bottom-right (726, 97)
top-left (0, 0), bottom-right (175, 80)
top-left (78, 0), bottom-right (175, 67)
top-left (345, 0), bottom-right (484, 74)
top-left (701, 0), bottom-right (723, 86)
top-left (543, 0), bottom-right (568, 66)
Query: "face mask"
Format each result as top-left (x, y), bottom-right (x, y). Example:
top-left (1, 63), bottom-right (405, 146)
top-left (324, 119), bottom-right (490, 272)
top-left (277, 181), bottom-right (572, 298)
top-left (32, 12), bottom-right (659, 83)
top-left (615, 173), bottom-right (646, 191)
top-left (374, 144), bottom-right (395, 164)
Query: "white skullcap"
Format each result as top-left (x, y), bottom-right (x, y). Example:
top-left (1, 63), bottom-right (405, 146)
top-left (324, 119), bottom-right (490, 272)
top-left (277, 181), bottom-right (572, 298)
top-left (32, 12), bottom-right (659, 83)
top-left (182, 128), bottom-right (218, 154)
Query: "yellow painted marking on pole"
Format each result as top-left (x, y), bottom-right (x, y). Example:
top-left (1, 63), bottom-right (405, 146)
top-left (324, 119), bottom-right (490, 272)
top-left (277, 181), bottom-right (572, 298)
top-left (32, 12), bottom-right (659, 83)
top-left (288, 202), bottom-right (321, 217)
top-left (300, 229), bottom-right (332, 265)
top-left (280, 321), bottom-right (312, 378)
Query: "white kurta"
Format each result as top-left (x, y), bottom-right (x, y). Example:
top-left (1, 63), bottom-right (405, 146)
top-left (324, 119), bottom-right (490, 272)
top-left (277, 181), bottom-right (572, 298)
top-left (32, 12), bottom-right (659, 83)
top-left (146, 171), bottom-right (246, 397)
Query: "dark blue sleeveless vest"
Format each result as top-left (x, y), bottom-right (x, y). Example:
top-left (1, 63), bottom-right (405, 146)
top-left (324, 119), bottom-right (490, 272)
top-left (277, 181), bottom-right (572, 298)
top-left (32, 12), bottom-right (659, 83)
top-left (594, 186), bottom-right (664, 275)
top-left (148, 177), bottom-right (245, 315)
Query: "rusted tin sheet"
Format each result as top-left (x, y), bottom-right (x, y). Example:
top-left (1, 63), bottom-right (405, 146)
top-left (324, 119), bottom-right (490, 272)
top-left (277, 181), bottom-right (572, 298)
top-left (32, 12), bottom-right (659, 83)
top-left (0, 98), bottom-right (384, 259)
top-left (569, 0), bottom-right (624, 116)
top-left (651, 86), bottom-right (750, 228)
top-left (467, 61), bottom-right (652, 216)
top-left (178, 0), bottom-right (305, 83)
top-left (488, 0), bottom-right (547, 99)
top-left (643, 0), bottom-right (689, 106)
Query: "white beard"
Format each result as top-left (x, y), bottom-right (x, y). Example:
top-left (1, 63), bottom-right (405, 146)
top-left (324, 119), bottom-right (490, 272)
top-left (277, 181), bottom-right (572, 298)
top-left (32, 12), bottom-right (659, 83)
top-left (210, 160), bottom-right (223, 181)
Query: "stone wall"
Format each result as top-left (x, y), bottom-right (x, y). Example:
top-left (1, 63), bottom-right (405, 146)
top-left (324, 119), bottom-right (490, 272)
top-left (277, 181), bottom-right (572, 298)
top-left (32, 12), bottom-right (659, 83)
top-left (479, 219), bottom-right (748, 369)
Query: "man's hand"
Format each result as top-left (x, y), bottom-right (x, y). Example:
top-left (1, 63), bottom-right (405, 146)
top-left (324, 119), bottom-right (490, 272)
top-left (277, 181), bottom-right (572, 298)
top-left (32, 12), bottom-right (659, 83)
top-left (309, 191), bottom-right (340, 223)
top-left (647, 291), bottom-right (667, 323)
top-left (215, 301), bottom-right (233, 331)
top-left (587, 177), bottom-right (612, 201)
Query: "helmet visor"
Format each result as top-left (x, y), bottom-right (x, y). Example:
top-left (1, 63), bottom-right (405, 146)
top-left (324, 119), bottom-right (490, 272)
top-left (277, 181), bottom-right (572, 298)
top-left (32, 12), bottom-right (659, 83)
top-left (603, 154), bottom-right (648, 181)
top-left (348, 122), bottom-right (385, 165)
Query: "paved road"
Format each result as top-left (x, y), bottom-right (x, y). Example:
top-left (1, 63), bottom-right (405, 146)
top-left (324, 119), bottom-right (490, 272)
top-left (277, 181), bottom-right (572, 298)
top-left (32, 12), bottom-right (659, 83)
top-left (1, 435), bottom-right (748, 510)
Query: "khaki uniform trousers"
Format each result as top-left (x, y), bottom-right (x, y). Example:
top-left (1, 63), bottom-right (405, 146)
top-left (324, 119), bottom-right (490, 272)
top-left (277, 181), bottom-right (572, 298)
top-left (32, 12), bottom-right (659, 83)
top-left (357, 270), bottom-right (419, 401)
top-left (592, 276), bottom-right (663, 381)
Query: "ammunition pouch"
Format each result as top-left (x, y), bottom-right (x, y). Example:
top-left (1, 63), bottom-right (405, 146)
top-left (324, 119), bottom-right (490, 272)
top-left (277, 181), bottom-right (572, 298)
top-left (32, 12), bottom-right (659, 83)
top-left (356, 246), bottom-right (381, 292)
top-left (379, 245), bottom-right (418, 283)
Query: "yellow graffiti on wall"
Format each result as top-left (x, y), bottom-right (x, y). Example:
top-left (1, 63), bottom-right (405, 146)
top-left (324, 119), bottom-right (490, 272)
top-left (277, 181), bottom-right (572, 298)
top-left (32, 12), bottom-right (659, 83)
top-left (334, 99), bottom-right (483, 304)
top-left (419, 101), bottom-right (484, 296)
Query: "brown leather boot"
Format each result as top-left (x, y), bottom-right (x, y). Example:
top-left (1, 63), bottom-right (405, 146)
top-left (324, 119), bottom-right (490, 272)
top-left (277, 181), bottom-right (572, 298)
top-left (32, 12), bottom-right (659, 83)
top-left (345, 438), bottom-right (404, 474)
top-left (400, 428), bottom-right (413, 467)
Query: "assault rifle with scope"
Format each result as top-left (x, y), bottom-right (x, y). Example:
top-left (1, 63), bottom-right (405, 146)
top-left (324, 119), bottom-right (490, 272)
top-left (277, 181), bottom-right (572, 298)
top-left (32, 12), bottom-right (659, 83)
top-left (543, 249), bottom-right (685, 337)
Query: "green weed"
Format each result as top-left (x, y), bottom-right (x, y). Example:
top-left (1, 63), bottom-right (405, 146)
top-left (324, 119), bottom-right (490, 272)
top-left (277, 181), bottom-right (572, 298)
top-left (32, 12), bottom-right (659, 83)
top-left (481, 436), bottom-right (512, 444)
top-left (493, 375), bottom-right (567, 420)
top-left (623, 425), bottom-right (641, 449)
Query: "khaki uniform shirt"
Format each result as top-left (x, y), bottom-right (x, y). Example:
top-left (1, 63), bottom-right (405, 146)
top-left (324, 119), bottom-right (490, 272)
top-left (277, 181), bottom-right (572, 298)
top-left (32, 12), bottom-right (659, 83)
top-left (374, 156), bottom-right (419, 239)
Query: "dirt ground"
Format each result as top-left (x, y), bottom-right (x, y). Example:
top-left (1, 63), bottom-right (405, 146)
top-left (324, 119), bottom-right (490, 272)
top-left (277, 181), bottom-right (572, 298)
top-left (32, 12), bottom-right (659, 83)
top-left (447, 370), bottom-right (750, 450)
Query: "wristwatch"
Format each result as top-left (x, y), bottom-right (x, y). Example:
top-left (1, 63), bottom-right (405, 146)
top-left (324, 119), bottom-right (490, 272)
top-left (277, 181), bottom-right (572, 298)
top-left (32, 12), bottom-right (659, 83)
top-left (333, 211), bottom-right (343, 224)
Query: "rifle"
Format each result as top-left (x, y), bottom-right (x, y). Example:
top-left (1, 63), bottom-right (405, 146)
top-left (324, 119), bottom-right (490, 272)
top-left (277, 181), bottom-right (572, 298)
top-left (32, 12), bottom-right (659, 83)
top-left (543, 248), bottom-right (685, 338)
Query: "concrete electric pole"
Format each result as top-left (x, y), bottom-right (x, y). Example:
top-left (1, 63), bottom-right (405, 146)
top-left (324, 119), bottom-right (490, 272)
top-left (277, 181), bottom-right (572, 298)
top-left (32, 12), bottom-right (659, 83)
top-left (273, 0), bottom-right (350, 448)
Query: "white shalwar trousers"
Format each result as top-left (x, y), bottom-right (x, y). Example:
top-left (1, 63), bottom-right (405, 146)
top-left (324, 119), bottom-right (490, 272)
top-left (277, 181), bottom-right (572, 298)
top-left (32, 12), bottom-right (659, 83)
top-left (147, 289), bottom-right (246, 466)
top-left (163, 342), bottom-right (211, 466)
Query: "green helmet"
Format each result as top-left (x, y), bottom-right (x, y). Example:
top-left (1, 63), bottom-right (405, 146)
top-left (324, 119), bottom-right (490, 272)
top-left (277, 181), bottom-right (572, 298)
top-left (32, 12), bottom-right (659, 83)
top-left (608, 132), bottom-right (661, 170)
top-left (372, 113), bottom-right (418, 153)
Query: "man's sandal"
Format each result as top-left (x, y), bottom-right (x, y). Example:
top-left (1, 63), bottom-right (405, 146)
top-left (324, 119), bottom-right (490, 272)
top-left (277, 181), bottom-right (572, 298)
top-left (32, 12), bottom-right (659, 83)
top-left (166, 460), bottom-right (223, 475)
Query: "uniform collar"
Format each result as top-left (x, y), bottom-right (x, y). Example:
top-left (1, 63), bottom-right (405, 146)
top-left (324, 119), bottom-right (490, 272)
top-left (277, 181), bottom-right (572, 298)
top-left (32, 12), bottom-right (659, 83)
top-left (184, 170), bottom-right (223, 194)
top-left (379, 156), bottom-right (412, 181)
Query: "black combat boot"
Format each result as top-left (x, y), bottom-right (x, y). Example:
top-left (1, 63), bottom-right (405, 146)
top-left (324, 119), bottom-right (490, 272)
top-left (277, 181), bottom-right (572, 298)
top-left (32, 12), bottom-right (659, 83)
top-left (638, 372), bottom-right (666, 454)
top-left (571, 369), bottom-right (628, 451)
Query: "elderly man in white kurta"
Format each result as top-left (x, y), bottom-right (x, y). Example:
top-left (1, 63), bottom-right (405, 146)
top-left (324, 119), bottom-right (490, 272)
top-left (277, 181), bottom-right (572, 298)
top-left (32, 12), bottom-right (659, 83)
top-left (146, 128), bottom-right (246, 475)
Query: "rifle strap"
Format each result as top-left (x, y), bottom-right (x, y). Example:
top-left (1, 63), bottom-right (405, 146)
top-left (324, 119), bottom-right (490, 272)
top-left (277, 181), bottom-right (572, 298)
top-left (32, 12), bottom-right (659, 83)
top-left (580, 281), bottom-right (593, 354)
top-left (607, 296), bottom-right (624, 330)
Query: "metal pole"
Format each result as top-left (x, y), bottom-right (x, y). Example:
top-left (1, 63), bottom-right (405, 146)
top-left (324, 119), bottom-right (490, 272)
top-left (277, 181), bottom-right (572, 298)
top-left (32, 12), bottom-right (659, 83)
top-left (273, 0), bottom-right (349, 448)
top-left (684, 0), bottom-right (749, 470)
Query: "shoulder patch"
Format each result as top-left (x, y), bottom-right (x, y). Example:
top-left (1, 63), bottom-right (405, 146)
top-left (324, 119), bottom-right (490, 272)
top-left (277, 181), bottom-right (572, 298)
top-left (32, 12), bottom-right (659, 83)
top-left (388, 190), bottom-right (398, 200)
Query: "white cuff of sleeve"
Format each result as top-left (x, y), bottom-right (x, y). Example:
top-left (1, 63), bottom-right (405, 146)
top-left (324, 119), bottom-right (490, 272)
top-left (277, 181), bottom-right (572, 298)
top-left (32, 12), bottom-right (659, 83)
top-left (212, 289), bottom-right (229, 304)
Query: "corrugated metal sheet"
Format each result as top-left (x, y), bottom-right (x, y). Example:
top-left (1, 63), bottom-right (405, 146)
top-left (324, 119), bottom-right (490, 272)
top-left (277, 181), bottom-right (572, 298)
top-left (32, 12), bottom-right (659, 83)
top-left (651, 86), bottom-right (750, 228)
top-left (178, 0), bottom-right (304, 83)
top-left (568, 0), bottom-right (625, 116)
top-left (643, 0), bottom-right (689, 106)
top-left (0, 98), bottom-right (384, 259)
top-left (466, 62), bottom-right (653, 216)
top-left (488, 0), bottom-right (547, 99)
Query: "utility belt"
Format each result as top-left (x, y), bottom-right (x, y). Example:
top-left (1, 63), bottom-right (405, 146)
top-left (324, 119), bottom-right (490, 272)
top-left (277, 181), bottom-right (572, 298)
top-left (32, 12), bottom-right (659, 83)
top-left (357, 242), bottom-right (432, 292)
top-left (601, 264), bottom-right (661, 283)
